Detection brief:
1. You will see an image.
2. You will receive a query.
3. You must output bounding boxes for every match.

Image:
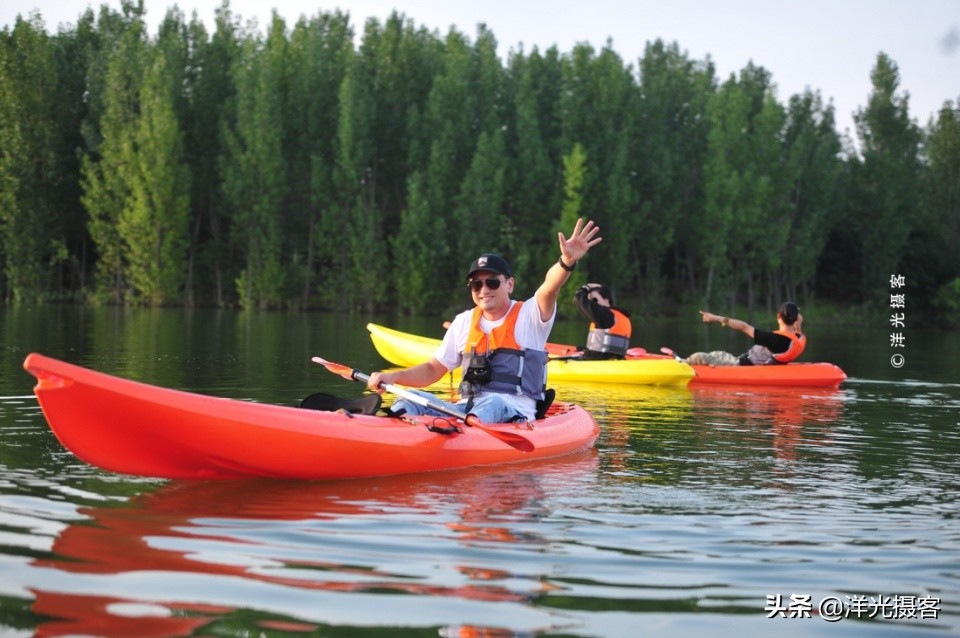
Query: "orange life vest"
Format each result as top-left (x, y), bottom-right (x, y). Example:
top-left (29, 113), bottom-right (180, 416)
top-left (586, 308), bottom-right (632, 356)
top-left (771, 329), bottom-right (806, 363)
top-left (466, 302), bottom-right (524, 352)
top-left (460, 302), bottom-right (547, 400)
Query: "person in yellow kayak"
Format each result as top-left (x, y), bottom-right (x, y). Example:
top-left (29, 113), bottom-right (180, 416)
top-left (684, 301), bottom-right (805, 366)
top-left (367, 218), bottom-right (602, 423)
top-left (573, 283), bottom-right (633, 359)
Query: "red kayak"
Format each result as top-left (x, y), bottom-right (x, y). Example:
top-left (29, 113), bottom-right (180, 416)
top-left (615, 346), bottom-right (846, 388)
top-left (686, 361), bottom-right (847, 387)
top-left (23, 353), bottom-right (600, 481)
top-left (545, 341), bottom-right (845, 388)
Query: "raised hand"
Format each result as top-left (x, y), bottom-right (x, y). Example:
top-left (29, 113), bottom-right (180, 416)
top-left (558, 218), bottom-right (602, 265)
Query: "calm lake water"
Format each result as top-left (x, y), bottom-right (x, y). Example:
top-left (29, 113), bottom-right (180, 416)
top-left (1, 305), bottom-right (958, 637)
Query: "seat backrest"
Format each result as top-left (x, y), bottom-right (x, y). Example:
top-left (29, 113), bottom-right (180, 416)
top-left (299, 392), bottom-right (382, 415)
top-left (535, 388), bottom-right (556, 420)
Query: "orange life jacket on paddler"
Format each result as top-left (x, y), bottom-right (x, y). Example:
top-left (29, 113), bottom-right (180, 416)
top-left (586, 308), bottom-right (632, 356)
top-left (459, 302), bottom-right (547, 401)
top-left (771, 329), bottom-right (806, 363)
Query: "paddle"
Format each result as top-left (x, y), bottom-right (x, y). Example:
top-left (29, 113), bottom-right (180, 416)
top-left (311, 357), bottom-right (535, 452)
top-left (548, 351), bottom-right (584, 361)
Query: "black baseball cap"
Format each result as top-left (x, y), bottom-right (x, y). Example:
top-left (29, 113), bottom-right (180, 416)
top-left (466, 253), bottom-right (512, 280)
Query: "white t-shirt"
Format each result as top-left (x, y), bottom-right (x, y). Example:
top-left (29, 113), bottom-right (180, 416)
top-left (433, 299), bottom-right (555, 417)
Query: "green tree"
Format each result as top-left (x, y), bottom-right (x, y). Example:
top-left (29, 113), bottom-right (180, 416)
top-left (0, 13), bottom-right (90, 301)
top-left (924, 100), bottom-right (960, 259)
top-left (446, 27), bottom-right (512, 295)
top-left (592, 46), bottom-right (636, 292)
top-left (0, 34), bottom-right (23, 300)
top-left (220, 14), bottom-right (287, 309)
top-left (635, 40), bottom-right (714, 305)
top-left (699, 63), bottom-right (785, 310)
top-left (914, 99), bottom-right (960, 322)
top-left (558, 43), bottom-right (635, 289)
top-left (148, 6), bottom-right (195, 303)
top-left (80, 5), bottom-right (148, 303)
top-left (331, 29), bottom-right (385, 311)
top-left (0, 15), bottom-right (51, 300)
top-left (285, 10), bottom-right (352, 308)
top-left (119, 49), bottom-right (191, 304)
top-left (454, 128), bottom-right (508, 265)
top-left (391, 170), bottom-right (446, 313)
top-left (848, 53), bottom-right (921, 303)
top-left (366, 12), bottom-right (442, 219)
top-left (780, 90), bottom-right (843, 302)
top-left (560, 142), bottom-right (587, 223)
top-left (3, 9), bottom-right (957, 319)
top-left (503, 47), bottom-right (563, 287)
top-left (417, 28), bottom-right (484, 304)
top-left (326, 13), bottom-right (441, 311)
top-left (188, 2), bottom-right (240, 306)
top-left (50, 11), bottom-right (100, 297)
top-left (557, 142), bottom-right (588, 292)
top-left (376, 16), bottom-right (446, 312)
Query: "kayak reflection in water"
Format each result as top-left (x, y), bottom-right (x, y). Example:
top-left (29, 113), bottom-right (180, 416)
top-left (29, 459), bottom-right (597, 636)
top-left (367, 218), bottom-right (602, 423)
top-left (684, 301), bottom-right (806, 366)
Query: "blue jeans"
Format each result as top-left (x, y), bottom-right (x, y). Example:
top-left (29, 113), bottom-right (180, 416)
top-left (388, 390), bottom-right (525, 424)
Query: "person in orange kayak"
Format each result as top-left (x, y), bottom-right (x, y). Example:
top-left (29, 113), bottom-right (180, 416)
top-left (684, 301), bottom-right (805, 366)
top-left (367, 218), bottom-right (602, 423)
top-left (573, 283), bottom-right (632, 359)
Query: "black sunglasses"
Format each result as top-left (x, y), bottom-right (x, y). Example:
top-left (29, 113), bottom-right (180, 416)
top-left (467, 277), bottom-right (503, 292)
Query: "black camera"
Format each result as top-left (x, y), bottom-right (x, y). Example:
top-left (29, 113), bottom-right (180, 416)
top-left (464, 353), bottom-right (493, 385)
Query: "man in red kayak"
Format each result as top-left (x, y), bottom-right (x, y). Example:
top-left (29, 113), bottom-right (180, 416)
top-left (685, 301), bottom-right (806, 366)
top-left (573, 283), bottom-right (633, 359)
top-left (367, 218), bottom-right (602, 423)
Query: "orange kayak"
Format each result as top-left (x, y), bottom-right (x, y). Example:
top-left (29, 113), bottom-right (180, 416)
top-left (547, 338), bottom-right (845, 387)
top-left (686, 361), bottom-right (847, 387)
top-left (615, 346), bottom-right (846, 388)
top-left (23, 353), bottom-right (600, 481)
top-left (627, 348), bottom-right (847, 388)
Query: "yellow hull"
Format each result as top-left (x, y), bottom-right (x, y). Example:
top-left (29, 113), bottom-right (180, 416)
top-left (366, 323), bottom-right (694, 386)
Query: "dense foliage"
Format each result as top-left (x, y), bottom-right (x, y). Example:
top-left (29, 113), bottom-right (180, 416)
top-left (1, 1), bottom-right (958, 323)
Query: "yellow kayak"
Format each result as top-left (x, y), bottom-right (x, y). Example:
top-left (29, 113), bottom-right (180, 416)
top-left (366, 323), bottom-right (695, 386)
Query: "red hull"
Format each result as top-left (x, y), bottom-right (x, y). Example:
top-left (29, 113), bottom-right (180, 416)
top-left (688, 361), bottom-right (847, 387)
top-left (23, 353), bottom-right (600, 480)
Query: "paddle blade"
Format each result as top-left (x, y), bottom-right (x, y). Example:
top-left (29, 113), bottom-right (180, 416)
top-left (465, 415), bottom-right (534, 452)
top-left (311, 356), bottom-right (358, 382)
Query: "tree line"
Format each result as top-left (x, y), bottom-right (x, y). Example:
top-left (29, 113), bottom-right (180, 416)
top-left (1, 0), bottom-right (958, 324)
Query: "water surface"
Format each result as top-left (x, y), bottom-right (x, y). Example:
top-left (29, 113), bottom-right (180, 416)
top-left (1, 306), bottom-right (957, 636)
